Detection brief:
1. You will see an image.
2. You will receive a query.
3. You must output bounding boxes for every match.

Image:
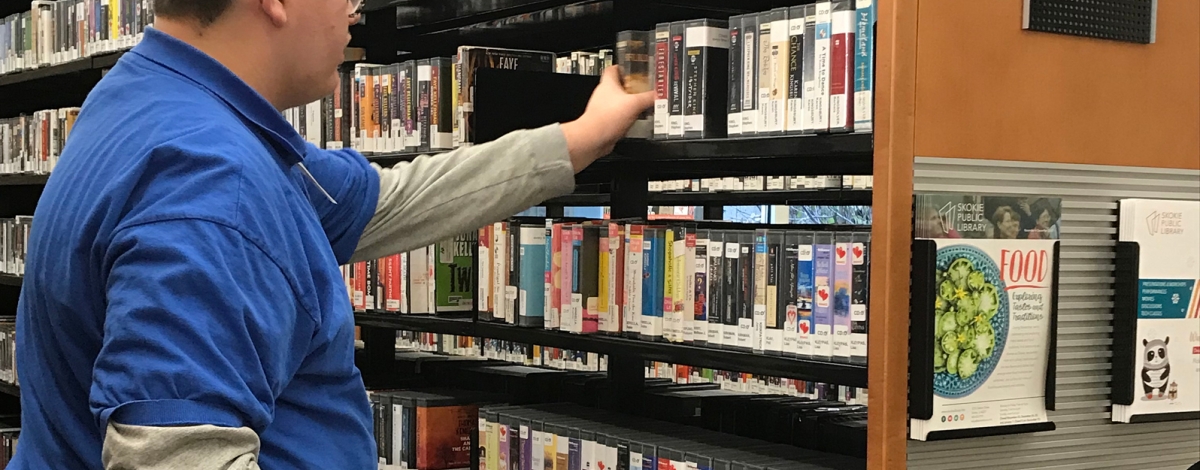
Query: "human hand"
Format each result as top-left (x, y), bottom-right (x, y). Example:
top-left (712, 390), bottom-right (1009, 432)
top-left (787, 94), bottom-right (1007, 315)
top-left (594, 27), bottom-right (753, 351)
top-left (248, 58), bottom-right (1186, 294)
top-left (560, 65), bottom-right (655, 172)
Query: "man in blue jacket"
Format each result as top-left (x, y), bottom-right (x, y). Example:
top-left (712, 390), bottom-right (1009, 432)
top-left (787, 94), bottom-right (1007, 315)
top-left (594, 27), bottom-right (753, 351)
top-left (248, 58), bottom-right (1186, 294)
top-left (10, 0), bottom-right (653, 468)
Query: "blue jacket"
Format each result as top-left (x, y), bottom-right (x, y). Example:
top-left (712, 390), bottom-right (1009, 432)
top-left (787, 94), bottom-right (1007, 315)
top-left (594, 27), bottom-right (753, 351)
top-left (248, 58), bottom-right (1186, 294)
top-left (13, 27), bottom-right (381, 469)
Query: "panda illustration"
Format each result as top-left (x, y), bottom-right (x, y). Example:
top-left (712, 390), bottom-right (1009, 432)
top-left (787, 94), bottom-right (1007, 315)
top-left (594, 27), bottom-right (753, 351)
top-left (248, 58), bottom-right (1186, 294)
top-left (1141, 337), bottom-right (1171, 399)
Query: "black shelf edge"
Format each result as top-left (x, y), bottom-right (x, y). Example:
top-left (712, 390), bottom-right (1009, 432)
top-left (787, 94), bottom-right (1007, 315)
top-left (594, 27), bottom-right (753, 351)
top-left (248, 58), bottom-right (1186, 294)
top-left (353, 313), bottom-right (868, 388)
top-left (612, 133), bottom-right (874, 161)
top-left (355, 312), bottom-right (477, 336)
top-left (0, 274), bottom-right (21, 287)
top-left (0, 174), bottom-right (49, 186)
top-left (0, 381), bottom-right (17, 398)
top-left (0, 52), bottom-right (125, 87)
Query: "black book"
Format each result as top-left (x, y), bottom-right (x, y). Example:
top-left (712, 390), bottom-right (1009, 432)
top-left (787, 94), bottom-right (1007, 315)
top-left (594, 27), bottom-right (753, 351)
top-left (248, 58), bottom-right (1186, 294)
top-left (431, 57), bottom-right (455, 150)
top-left (765, 230), bottom-right (785, 356)
top-left (722, 231), bottom-right (740, 349)
top-left (707, 231), bottom-right (725, 348)
top-left (737, 231), bottom-right (755, 352)
top-left (682, 18), bottom-right (730, 139)
top-left (739, 14), bottom-right (759, 134)
top-left (726, 15), bottom-right (743, 137)
top-left (418, 58), bottom-right (433, 153)
top-left (667, 22), bottom-right (686, 139)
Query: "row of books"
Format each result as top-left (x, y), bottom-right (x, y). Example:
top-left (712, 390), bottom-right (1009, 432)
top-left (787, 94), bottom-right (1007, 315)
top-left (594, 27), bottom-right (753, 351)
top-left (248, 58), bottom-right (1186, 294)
top-left (618, 0), bottom-right (877, 141)
top-left (0, 0), bottom-right (153, 75)
top-left (393, 330), bottom-right (866, 405)
top-left (479, 219), bottom-right (871, 364)
top-left (555, 48), bottom-right (613, 75)
top-left (0, 107), bottom-right (79, 176)
top-left (1, 217), bottom-right (32, 277)
top-left (649, 175), bottom-right (874, 193)
top-left (342, 233), bottom-right (476, 315)
top-left (0, 321), bottom-right (16, 387)
top-left (0, 426), bottom-right (17, 469)
top-left (477, 402), bottom-right (866, 470)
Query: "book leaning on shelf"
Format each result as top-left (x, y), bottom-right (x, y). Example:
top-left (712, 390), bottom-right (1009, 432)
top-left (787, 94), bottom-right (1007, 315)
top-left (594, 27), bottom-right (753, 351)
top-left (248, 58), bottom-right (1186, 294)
top-left (478, 217), bottom-right (871, 365)
top-left (0, 319), bottom-right (17, 388)
top-left (0, 0), bottom-right (157, 76)
top-left (1, 107), bottom-right (80, 176)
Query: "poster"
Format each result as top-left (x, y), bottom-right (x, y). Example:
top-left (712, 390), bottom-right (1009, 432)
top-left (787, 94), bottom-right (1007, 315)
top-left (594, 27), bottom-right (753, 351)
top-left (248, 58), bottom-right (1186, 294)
top-left (910, 193), bottom-right (1058, 441)
top-left (915, 194), bottom-right (1062, 240)
top-left (1113, 199), bottom-right (1200, 422)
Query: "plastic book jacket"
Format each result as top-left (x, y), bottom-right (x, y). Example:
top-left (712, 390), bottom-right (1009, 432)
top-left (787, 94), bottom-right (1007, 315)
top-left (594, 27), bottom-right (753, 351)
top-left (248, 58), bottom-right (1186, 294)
top-left (437, 232), bottom-right (477, 312)
top-left (910, 193), bottom-right (1057, 441)
top-left (1114, 199), bottom-right (1200, 422)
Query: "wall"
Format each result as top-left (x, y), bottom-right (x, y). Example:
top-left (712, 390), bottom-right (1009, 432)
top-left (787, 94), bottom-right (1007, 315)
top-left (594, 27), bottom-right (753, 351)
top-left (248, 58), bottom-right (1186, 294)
top-left (907, 156), bottom-right (1200, 470)
top-left (911, 0), bottom-right (1200, 169)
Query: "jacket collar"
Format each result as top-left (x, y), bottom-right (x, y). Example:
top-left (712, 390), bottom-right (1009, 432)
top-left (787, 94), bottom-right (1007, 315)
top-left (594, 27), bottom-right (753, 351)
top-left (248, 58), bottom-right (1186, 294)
top-left (129, 28), bottom-right (308, 166)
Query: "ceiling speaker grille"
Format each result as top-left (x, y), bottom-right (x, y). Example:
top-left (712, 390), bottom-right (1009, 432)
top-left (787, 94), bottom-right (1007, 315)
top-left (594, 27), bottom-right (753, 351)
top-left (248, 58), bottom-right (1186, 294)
top-left (1023, 0), bottom-right (1156, 44)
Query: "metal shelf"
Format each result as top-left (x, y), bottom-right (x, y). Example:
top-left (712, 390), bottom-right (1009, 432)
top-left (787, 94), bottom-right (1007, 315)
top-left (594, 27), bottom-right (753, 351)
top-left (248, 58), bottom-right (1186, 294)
top-left (0, 52), bottom-right (124, 87)
top-left (0, 274), bottom-right (21, 287)
top-left (0, 174), bottom-right (49, 186)
top-left (354, 313), bottom-right (868, 388)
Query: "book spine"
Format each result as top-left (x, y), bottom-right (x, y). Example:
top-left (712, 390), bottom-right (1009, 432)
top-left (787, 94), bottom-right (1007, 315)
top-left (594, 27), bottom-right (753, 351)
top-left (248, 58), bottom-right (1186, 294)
top-left (832, 237), bottom-right (853, 362)
top-left (752, 230), bottom-right (768, 354)
top-left (662, 229), bottom-right (676, 342)
top-left (418, 60), bottom-right (432, 152)
top-left (850, 234), bottom-right (870, 364)
top-left (544, 220), bottom-right (554, 328)
top-left (599, 232), bottom-right (611, 333)
top-left (726, 16), bottom-right (742, 136)
top-left (693, 234), bottom-right (708, 346)
top-left (812, 239), bottom-right (833, 359)
top-left (782, 234), bottom-right (800, 356)
top-left (641, 229), bottom-right (660, 340)
top-left (509, 226), bottom-right (521, 324)
top-left (801, 6), bottom-right (817, 133)
top-left (653, 24), bottom-right (670, 139)
top-left (519, 225), bottom-right (546, 327)
top-left (768, 9), bottom-right (790, 134)
top-left (786, 7), bottom-right (805, 133)
top-left (581, 227), bottom-right (600, 334)
top-left (432, 58), bottom-right (454, 149)
top-left (797, 239), bottom-right (814, 357)
top-left (854, 0), bottom-right (876, 132)
top-left (766, 232), bottom-right (783, 355)
top-left (478, 225), bottom-right (492, 320)
top-left (723, 238), bottom-right (740, 348)
top-left (814, 2), bottom-right (832, 132)
top-left (612, 224), bottom-right (625, 335)
top-left (625, 225), bottom-right (643, 337)
top-left (682, 231), bottom-right (696, 344)
top-left (667, 22), bottom-right (685, 139)
top-left (739, 15), bottom-right (758, 134)
top-left (829, 0), bottom-right (855, 132)
top-left (737, 233), bottom-right (754, 351)
top-left (707, 236), bottom-right (724, 346)
top-left (756, 12), bottom-right (773, 135)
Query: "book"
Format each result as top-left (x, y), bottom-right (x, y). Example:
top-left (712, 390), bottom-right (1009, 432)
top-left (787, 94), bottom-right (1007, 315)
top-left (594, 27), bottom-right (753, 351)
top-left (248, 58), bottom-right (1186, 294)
top-left (785, 6), bottom-right (807, 133)
top-left (755, 11), bottom-right (775, 135)
top-left (853, 0), bottom-right (876, 132)
top-left (519, 225), bottom-right (546, 327)
top-left (726, 16), bottom-right (743, 137)
top-left (667, 22), bottom-right (686, 139)
top-left (801, 5), bottom-right (818, 133)
top-left (653, 24), bottom-right (671, 139)
top-left (752, 230), bottom-right (769, 353)
top-left (736, 231), bottom-right (755, 351)
top-left (812, 233), bottom-right (834, 359)
top-left (813, 2), bottom-right (833, 132)
top-left (829, 0), bottom-right (856, 132)
top-left (832, 233), bottom-right (853, 362)
top-left (739, 15), bottom-right (759, 135)
top-left (765, 231), bottom-right (784, 355)
top-left (766, 8), bottom-right (790, 134)
top-left (850, 232), bottom-right (870, 364)
top-left (456, 46), bottom-right (556, 146)
top-left (430, 57), bottom-right (455, 150)
top-left (686, 19), bottom-right (729, 139)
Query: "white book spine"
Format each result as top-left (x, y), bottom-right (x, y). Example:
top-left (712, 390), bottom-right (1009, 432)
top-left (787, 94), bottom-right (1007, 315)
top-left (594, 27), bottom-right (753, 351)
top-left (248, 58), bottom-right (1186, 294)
top-left (814, 2), bottom-right (832, 132)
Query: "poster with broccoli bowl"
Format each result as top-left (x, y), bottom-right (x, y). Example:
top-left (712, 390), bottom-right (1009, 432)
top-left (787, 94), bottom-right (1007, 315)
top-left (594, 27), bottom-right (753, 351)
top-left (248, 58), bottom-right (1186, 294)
top-left (911, 194), bottom-right (1058, 441)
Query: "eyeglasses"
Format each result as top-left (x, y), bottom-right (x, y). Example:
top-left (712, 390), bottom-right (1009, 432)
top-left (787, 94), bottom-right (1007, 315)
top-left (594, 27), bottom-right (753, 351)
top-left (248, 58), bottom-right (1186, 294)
top-left (348, 0), bottom-right (364, 18)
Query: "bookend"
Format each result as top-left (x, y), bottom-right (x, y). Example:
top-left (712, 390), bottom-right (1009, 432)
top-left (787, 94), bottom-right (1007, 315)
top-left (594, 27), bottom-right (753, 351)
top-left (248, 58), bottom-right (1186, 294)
top-left (1110, 241), bottom-right (1200, 423)
top-left (907, 238), bottom-right (936, 421)
top-left (908, 238), bottom-right (1061, 440)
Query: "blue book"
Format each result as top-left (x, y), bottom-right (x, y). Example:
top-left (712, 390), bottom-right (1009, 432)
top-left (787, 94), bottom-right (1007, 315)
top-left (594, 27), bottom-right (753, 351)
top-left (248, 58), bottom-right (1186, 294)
top-left (519, 225), bottom-right (546, 327)
top-left (853, 0), bottom-right (876, 132)
top-left (796, 233), bottom-right (815, 357)
top-left (641, 228), bottom-right (664, 340)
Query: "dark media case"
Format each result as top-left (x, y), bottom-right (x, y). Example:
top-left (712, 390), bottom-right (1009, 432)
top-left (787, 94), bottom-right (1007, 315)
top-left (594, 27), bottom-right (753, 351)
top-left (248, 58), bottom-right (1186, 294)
top-left (682, 18), bottom-right (730, 139)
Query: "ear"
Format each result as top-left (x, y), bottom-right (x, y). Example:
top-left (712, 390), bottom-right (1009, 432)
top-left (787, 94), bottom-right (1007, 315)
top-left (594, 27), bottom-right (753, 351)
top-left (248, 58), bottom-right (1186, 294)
top-left (260, 0), bottom-right (288, 27)
top-left (1164, 336), bottom-right (1169, 344)
top-left (1143, 339), bottom-right (1148, 346)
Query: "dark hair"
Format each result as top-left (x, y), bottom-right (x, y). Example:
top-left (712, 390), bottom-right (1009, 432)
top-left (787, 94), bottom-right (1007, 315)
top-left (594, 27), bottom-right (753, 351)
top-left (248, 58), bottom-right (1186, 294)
top-left (154, 0), bottom-right (235, 26)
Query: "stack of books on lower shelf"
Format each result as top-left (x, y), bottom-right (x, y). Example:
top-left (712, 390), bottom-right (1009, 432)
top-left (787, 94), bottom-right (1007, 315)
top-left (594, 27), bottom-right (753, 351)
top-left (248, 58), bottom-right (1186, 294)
top-left (1, 108), bottom-right (80, 176)
top-left (1, 216), bottom-right (32, 277)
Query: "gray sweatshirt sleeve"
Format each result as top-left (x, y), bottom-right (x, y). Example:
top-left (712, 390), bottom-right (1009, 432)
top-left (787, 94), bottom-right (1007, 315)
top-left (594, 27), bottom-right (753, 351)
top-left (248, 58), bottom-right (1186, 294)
top-left (103, 422), bottom-right (261, 470)
top-left (349, 122), bottom-right (576, 263)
